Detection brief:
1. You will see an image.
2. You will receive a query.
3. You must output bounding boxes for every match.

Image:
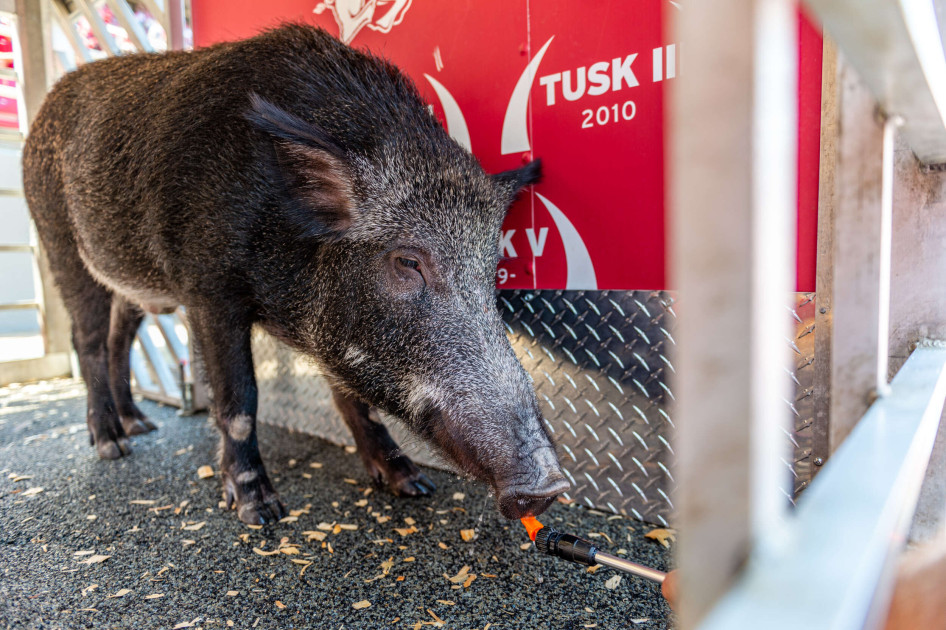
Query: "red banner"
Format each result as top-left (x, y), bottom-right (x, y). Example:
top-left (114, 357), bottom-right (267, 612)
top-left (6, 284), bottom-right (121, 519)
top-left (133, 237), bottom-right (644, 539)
top-left (0, 20), bottom-right (18, 130)
top-left (193, 1), bottom-right (821, 291)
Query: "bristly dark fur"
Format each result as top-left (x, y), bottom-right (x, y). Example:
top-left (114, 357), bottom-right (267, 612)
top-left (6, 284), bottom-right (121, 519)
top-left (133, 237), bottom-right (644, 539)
top-left (22, 24), bottom-right (565, 525)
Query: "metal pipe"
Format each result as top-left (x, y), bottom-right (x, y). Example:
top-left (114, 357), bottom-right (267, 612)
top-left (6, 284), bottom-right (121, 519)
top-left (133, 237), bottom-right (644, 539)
top-left (594, 550), bottom-right (666, 584)
top-left (876, 113), bottom-right (903, 396)
top-left (527, 521), bottom-right (679, 609)
top-left (533, 524), bottom-right (666, 583)
top-left (0, 300), bottom-right (40, 311)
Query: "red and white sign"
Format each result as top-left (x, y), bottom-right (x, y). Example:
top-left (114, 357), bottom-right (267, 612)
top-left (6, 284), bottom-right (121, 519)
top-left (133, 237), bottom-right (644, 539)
top-left (0, 18), bottom-right (19, 131)
top-left (192, 1), bottom-right (821, 291)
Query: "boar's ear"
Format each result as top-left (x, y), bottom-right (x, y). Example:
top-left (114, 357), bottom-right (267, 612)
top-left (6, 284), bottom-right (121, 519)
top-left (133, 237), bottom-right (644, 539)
top-left (492, 159), bottom-right (542, 209)
top-left (246, 93), bottom-right (355, 238)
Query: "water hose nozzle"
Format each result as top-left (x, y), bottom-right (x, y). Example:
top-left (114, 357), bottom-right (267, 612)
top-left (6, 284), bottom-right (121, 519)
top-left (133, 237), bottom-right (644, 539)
top-left (534, 524), bottom-right (600, 566)
top-left (523, 518), bottom-right (669, 583)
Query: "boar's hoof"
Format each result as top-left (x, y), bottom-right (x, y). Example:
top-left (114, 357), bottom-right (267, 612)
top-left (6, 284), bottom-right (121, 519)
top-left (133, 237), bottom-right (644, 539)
top-left (223, 472), bottom-right (287, 525)
top-left (95, 437), bottom-right (131, 460)
top-left (120, 416), bottom-right (157, 436)
top-left (236, 500), bottom-right (286, 525)
top-left (372, 455), bottom-right (437, 497)
top-left (391, 471), bottom-right (437, 497)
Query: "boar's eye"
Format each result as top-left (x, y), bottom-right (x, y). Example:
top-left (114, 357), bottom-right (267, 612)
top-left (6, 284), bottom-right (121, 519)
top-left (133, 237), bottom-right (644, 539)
top-left (390, 254), bottom-right (426, 292)
top-left (397, 257), bottom-right (419, 271)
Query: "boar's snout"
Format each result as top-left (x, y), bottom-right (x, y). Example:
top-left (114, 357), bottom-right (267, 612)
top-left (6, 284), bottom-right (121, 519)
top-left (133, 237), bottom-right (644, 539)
top-left (496, 474), bottom-right (569, 520)
top-left (495, 447), bottom-right (569, 520)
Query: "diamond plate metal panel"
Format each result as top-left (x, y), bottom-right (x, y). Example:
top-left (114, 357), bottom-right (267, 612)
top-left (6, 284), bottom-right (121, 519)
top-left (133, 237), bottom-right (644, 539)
top-left (786, 293), bottom-right (816, 500)
top-left (252, 290), bottom-right (678, 525)
top-left (500, 290), bottom-right (677, 526)
top-left (252, 289), bottom-right (819, 526)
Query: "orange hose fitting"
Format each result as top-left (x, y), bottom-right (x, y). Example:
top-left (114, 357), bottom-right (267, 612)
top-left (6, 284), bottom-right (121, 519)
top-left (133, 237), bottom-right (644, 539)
top-left (521, 516), bottom-right (544, 541)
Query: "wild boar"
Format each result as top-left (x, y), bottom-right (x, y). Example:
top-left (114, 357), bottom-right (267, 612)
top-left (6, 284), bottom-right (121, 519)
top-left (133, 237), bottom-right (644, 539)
top-left (23, 24), bottom-right (568, 524)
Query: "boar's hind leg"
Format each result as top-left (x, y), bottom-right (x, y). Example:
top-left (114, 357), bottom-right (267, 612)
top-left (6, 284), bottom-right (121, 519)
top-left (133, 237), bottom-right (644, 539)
top-left (107, 298), bottom-right (157, 435)
top-left (332, 389), bottom-right (437, 497)
top-left (187, 307), bottom-right (286, 525)
top-left (67, 284), bottom-right (131, 460)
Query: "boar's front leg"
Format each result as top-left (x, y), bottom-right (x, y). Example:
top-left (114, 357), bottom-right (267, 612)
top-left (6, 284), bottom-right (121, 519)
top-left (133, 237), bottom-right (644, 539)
top-left (332, 389), bottom-right (436, 496)
top-left (188, 307), bottom-right (287, 524)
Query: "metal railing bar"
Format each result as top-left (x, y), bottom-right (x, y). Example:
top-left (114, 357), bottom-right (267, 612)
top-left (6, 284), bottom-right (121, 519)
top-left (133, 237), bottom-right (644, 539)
top-left (136, 0), bottom-right (165, 26)
top-left (48, 0), bottom-right (94, 64)
top-left (129, 343), bottom-right (158, 393)
top-left (135, 326), bottom-right (180, 399)
top-left (0, 300), bottom-right (40, 311)
top-left (103, 0), bottom-right (151, 53)
top-left (154, 312), bottom-right (186, 365)
top-left (0, 244), bottom-right (34, 252)
top-left (71, 0), bottom-right (119, 56)
top-left (806, 0), bottom-right (946, 164)
top-left (133, 387), bottom-right (184, 408)
top-left (698, 346), bottom-right (946, 630)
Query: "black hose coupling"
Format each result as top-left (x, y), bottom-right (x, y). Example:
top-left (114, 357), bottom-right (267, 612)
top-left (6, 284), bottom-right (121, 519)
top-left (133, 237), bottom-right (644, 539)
top-left (534, 526), bottom-right (599, 566)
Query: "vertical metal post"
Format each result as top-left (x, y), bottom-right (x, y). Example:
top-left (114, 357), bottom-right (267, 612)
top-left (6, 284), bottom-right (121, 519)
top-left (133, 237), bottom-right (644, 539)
top-left (167, 0), bottom-right (186, 50)
top-left (829, 59), bottom-right (886, 452)
top-left (16, 0), bottom-right (73, 367)
top-left (671, 0), bottom-right (796, 626)
top-left (877, 114), bottom-right (901, 389)
top-left (812, 37), bottom-right (839, 472)
top-left (15, 0), bottom-right (50, 121)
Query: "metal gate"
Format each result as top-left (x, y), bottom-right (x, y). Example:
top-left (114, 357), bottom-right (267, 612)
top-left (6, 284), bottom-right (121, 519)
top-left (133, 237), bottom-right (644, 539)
top-left (6, 0), bottom-right (198, 404)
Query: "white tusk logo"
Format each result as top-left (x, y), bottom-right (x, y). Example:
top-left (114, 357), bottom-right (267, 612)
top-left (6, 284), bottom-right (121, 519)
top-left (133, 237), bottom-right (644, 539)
top-left (423, 74), bottom-right (472, 152)
top-left (535, 193), bottom-right (597, 290)
top-left (314, 0), bottom-right (413, 45)
top-left (500, 36), bottom-right (554, 155)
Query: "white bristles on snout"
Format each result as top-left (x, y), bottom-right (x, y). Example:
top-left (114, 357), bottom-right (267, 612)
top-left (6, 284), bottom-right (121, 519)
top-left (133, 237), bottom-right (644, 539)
top-left (402, 374), bottom-right (452, 419)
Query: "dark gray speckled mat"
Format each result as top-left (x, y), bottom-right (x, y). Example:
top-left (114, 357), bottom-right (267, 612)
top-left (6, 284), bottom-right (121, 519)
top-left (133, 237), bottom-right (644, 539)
top-left (0, 379), bottom-right (673, 629)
